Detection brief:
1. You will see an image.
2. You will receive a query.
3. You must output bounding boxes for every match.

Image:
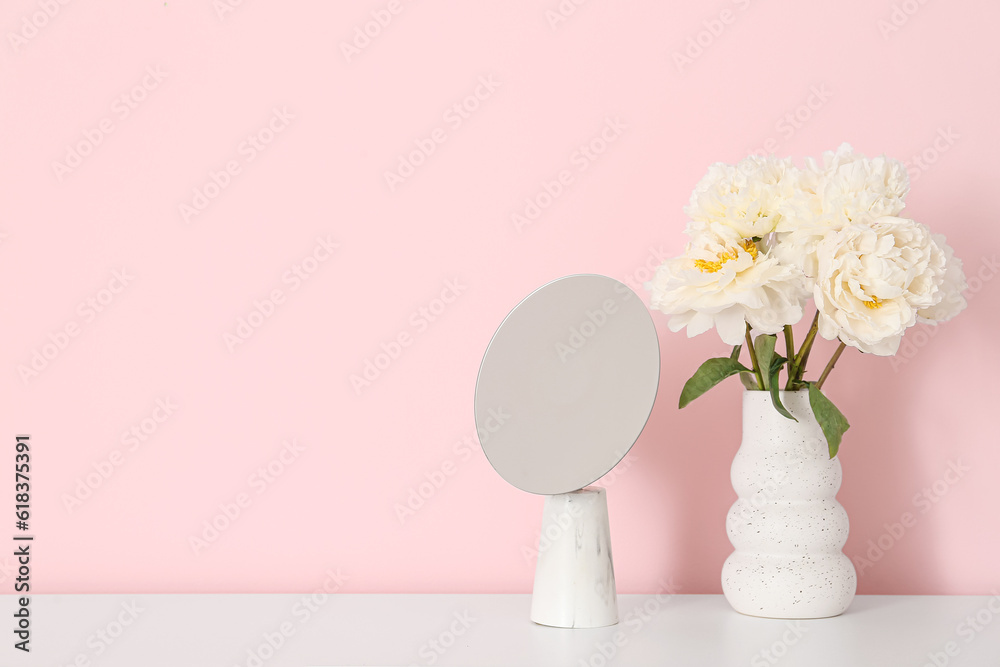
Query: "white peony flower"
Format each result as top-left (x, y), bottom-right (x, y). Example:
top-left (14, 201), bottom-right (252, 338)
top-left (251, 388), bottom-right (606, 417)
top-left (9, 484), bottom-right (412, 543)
top-left (813, 215), bottom-right (947, 356)
top-left (684, 154), bottom-right (798, 240)
top-left (774, 144), bottom-right (910, 283)
top-left (917, 233), bottom-right (967, 324)
top-left (647, 225), bottom-right (808, 346)
top-left (802, 142), bottom-right (910, 221)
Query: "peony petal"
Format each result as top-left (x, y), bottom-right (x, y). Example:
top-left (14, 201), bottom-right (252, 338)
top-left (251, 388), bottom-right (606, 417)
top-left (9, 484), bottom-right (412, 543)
top-left (715, 307), bottom-right (748, 346)
top-left (685, 311), bottom-right (715, 338)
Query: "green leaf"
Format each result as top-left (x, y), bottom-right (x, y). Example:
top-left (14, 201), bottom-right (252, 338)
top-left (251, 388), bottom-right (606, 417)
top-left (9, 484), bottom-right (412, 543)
top-left (679, 357), bottom-right (753, 409)
top-left (807, 383), bottom-right (851, 458)
top-left (767, 355), bottom-right (797, 421)
top-left (753, 334), bottom-right (777, 389)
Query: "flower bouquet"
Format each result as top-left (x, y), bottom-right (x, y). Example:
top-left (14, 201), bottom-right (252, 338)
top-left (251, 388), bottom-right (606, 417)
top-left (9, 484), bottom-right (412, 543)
top-left (646, 144), bottom-right (967, 618)
top-left (648, 143), bottom-right (967, 458)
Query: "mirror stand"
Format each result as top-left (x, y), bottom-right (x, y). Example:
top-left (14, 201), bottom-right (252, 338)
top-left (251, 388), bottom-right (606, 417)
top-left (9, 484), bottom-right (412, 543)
top-left (530, 486), bottom-right (619, 628)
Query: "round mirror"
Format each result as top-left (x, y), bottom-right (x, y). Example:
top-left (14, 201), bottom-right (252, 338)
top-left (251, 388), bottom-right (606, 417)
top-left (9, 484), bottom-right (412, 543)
top-left (474, 274), bottom-right (660, 495)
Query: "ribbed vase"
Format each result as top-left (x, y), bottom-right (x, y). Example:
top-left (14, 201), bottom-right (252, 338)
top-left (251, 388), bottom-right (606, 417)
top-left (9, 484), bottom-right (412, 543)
top-left (722, 390), bottom-right (856, 618)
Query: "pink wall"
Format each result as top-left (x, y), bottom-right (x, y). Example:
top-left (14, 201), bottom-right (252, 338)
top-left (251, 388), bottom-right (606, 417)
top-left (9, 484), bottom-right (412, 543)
top-left (1, 0), bottom-right (997, 595)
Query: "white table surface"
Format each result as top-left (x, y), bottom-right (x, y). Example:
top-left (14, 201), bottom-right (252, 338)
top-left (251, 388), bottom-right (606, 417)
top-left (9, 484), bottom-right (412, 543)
top-left (3, 593), bottom-right (999, 666)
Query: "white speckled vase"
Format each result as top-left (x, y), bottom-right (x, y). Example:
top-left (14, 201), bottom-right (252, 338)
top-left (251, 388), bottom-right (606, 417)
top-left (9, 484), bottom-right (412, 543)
top-left (530, 486), bottom-right (618, 628)
top-left (722, 390), bottom-right (856, 619)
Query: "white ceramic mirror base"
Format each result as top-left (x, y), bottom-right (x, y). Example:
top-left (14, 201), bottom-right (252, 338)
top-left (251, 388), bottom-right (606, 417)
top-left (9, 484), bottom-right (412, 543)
top-left (530, 486), bottom-right (619, 628)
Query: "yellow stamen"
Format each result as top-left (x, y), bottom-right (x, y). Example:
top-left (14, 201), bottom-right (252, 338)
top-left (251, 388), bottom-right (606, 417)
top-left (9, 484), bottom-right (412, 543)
top-left (864, 296), bottom-right (883, 309)
top-left (719, 248), bottom-right (739, 263)
top-left (693, 245), bottom-right (751, 273)
top-left (740, 238), bottom-right (759, 260)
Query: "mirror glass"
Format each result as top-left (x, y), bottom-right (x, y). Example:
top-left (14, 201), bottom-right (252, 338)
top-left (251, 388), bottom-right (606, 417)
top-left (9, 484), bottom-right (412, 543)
top-left (474, 274), bottom-right (660, 495)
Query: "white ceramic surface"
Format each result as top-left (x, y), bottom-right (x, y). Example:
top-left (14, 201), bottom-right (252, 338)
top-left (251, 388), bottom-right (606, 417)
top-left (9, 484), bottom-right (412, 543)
top-left (722, 390), bottom-right (857, 619)
top-left (530, 486), bottom-right (619, 628)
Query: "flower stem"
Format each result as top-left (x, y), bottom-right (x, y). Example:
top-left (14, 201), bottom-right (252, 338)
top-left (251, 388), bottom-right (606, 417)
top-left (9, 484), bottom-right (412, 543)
top-left (783, 324), bottom-right (795, 384)
top-left (816, 341), bottom-right (847, 390)
top-left (744, 324), bottom-right (766, 390)
top-left (787, 311), bottom-right (820, 389)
